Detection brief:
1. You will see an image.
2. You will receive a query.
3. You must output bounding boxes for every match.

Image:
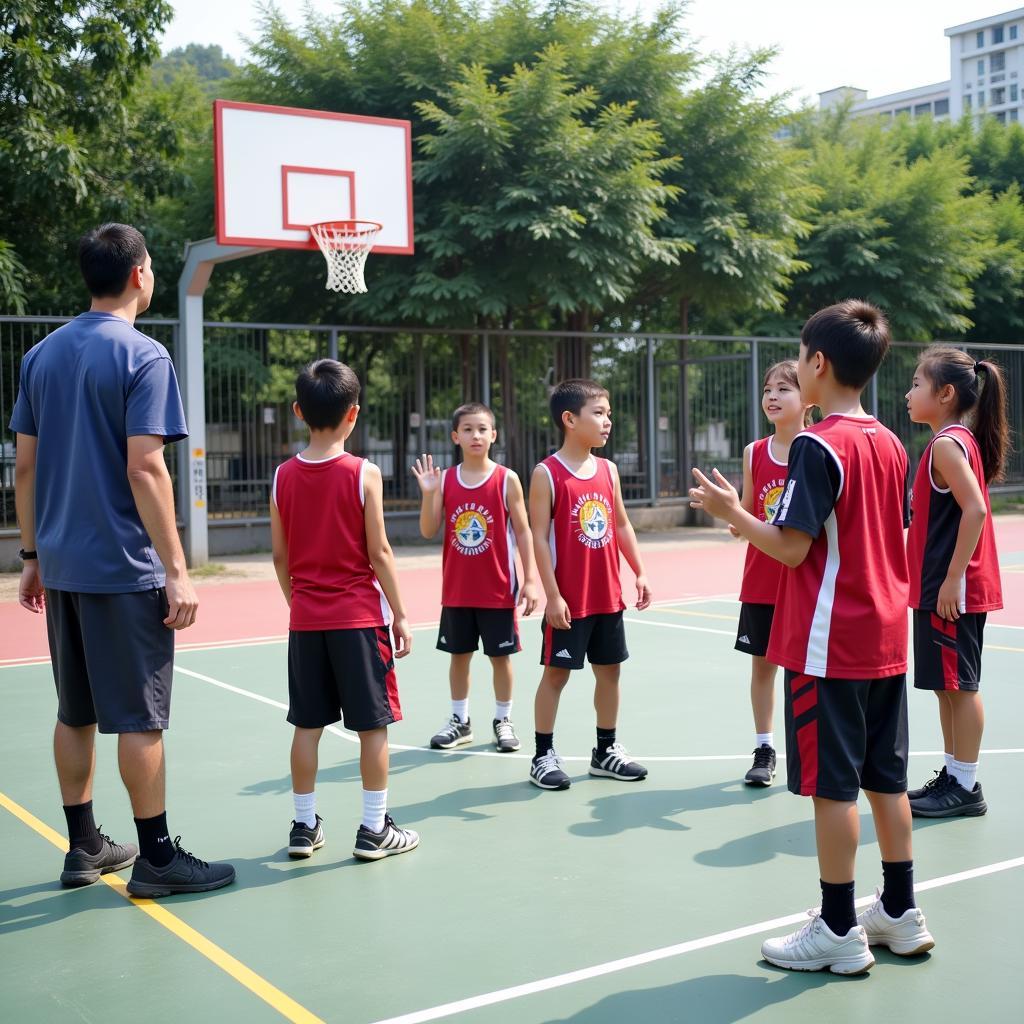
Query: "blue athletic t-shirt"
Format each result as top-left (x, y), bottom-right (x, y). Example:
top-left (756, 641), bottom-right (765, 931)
top-left (9, 312), bottom-right (188, 593)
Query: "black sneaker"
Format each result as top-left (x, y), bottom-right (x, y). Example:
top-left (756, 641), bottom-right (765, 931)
top-left (288, 815), bottom-right (325, 859)
top-left (907, 765), bottom-right (949, 801)
top-left (430, 715), bottom-right (473, 749)
top-left (60, 831), bottom-right (138, 887)
top-left (910, 778), bottom-right (987, 818)
top-left (126, 838), bottom-right (236, 897)
top-left (589, 742), bottom-right (648, 781)
top-left (493, 717), bottom-right (521, 753)
top-left (352, 815), bottom-right (419, 860)
top-left (530, 749), bottom-right (571, 790)
top-left (744, 744), bottom-right (777, 787)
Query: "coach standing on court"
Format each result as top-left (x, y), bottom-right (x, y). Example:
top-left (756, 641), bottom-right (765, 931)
top-left (10, 224), bottom-right (235, 897)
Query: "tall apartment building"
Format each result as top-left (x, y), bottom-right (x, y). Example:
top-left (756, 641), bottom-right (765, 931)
top-left (819, 6), bottom-right (1024, 124)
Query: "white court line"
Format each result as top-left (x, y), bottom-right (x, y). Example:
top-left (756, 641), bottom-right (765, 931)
top-left (366, 856), bottom-right (1024, 1024)
top-left (172, 665), bottom-right (1024, 763)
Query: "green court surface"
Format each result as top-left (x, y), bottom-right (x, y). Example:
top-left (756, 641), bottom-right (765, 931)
top-left (2, 596), bottom-right (1023, 1023)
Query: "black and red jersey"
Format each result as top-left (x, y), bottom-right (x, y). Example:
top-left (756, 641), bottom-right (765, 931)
top-left (907, 424), bottom-right (1002, 613)
top-left (766, 415), bottom-right (911, 680)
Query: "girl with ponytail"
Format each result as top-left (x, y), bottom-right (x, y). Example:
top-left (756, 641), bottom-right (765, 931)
top-left (904, 346), bottom-right (1008, 818)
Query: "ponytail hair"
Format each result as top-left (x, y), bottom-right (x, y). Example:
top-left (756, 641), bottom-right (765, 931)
top-left (917, 345), bottom-right (1010, 483)
top-left (763, 359), bottom-right (814, 427)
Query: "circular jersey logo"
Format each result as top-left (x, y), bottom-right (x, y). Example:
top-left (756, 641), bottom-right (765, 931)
top-left (763, 484), bottom-right (784, 524)
top-left (578, 499), bottom-right (610, 542)
top-left (454, 509), bottom-right (489, 549)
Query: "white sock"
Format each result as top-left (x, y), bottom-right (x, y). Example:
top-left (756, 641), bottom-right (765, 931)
top-left (495, 700), bottom-right (513, 722)
top-left (944, 752), bottom-right (955, 773)
top-left (452, 699), bottom-right (469, 723)
top-left (756, 732), bottom-right (774, 749)
top-left (362, 789), bottom-right (387, 833)
top-left (949, 758), bottom-right (978, 791)
top-left (293, 791), bottom-right (317, 828)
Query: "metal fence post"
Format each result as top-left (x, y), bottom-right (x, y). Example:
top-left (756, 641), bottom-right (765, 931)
top-left (328, 328), bottom-right (339, 361)
top-left (646, 337), bottom-right (657, 505)
top-left (481, 333), bottom-right (491, 407)
top-left (869, 375), bottom-right (879, 419)
top-left (749, 337), bottom-right (760, 445)
top-left (414, 333), bottom-right (427, 456)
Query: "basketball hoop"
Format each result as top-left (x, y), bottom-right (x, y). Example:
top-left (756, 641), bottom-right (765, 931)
top-left (309, 220), bottom-right (382, 293)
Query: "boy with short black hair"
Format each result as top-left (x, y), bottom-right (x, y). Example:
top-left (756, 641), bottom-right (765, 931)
top-left (691, 300), bottom-right (933, 974)
top-left (271, 359), bottom-right (418, 861)
top-left (412, 402), bottom-right (538, 752)
top-left (528, 378), bottom-right (652, 791)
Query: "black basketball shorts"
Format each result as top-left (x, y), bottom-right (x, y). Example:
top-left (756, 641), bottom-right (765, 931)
top-left (540, 611), bottom-right (628, 671)
top-left (913, 610), bottom-right (986, 693)
top-left (735, 602), bottom-right (775, 658)
top-left (436, 606), bottom-right (521, 657)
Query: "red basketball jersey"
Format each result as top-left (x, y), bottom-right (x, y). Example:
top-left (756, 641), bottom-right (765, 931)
top-left (540, 454), bottom-right (623, 619)
top-left (907, 424), bottom-right (1002, 613)
top-left (739, 436), bottom-right (788, 604)
top-left (441, 464), bottom-right (518, 608)
top-left (767, 416), bottom-right (910, 679)
top-left (272, 452), bottom-right (390, 631)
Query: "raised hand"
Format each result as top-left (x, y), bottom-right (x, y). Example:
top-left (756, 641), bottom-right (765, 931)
top-left (411, 453), bottom-right (442, 494)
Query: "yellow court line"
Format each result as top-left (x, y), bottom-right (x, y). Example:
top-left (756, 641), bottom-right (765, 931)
top-left (989, 643), bottom-right (1024, 654)
top-left (652, 608), bottom-right (738, 622)
top-left (0, 791), bottom-right (324, 1024)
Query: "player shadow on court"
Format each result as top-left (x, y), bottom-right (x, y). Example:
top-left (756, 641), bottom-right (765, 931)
top-left (544, 967), bottom-right (843, 1023)
top-left (695, 810), bottom-right (961, 869)
top-left (238, 747), bottom-right (434, 798)
top-left (569, 778), bottom-right (785, 838)
top-left (0, 880), bottom-right (126, 936)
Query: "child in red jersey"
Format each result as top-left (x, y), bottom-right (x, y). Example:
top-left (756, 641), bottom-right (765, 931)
top-left (528, 379), bottom-right (652, 791)
top-left (904, 346), bottom-right (1008, 818)
top-left (412, 402), bottom-right (538, 753)
top-left (271, 360), bottom-right (418, 862)
top-left (692, 301), bottom-right (933, 975)
top-left (734, 360), bottom-right (813, 787)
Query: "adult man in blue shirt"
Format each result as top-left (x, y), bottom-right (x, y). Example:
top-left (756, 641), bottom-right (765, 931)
top-left (11, 224), bottom-right (234, 897)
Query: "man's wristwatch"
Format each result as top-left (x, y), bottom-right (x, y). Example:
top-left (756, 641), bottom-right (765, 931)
top-left (18, 549), bottom-right (38, 561)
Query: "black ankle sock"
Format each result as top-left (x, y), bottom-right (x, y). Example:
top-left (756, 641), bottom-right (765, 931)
top-left (819, 880), bottom-right (857, 936)
top-left (135, 812), bottom-right (175, 867)
top-left (596, 728), bottom-right (617, 755)
top-left (63, 801), bottom-right (102, 855)
top-left (535, 732), bottom-right (554, 760)
top-left (881, 860), bottom-right (915, 918)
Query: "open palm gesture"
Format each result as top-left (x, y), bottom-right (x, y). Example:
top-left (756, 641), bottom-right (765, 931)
top-left (411, 453), bottom-right (442, 493)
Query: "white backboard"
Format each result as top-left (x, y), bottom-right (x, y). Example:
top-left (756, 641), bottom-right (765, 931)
top-left (214, 100), bottom-right (414, 254)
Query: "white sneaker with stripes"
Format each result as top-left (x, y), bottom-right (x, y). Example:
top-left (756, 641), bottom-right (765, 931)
top-left (352, 815), bottom-right (420, 861)
top-left (761, 910), bottom-right (874, 974)
top-left (857, 891), bottom-right (935, 956)
top-left (589, 742), bottom-right (648, 781)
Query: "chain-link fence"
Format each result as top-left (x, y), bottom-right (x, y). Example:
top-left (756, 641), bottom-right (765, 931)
top-left (2, 316), bottom-right (1021, 536)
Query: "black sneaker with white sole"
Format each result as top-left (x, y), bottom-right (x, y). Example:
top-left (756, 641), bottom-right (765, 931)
top-left (125, 838), bottom-right (236, 897)
top-left (744, 744), bottom-right (777, 787)
top-left (910, 777), bottom-right (987, 817)
top-left (907, 765), bottom-right (948, 801)
top-left (352, 815), bottom-right (419, 860)
top-left (430, 715), bottom-right (473, 749)
top-left (60, 832), bottom-right (138, 887)
top-left (288, 815), bottom-right (325, 858)
top-left (493, 717), bottom-right (521, 753)
top-left (530, 749), bottom-right (571, 790)
top-left (589, 742), bottom-right (648, 781)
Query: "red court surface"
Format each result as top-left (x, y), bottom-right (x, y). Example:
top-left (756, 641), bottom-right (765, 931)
top-left (2, 519), bottom-right (1023, 665)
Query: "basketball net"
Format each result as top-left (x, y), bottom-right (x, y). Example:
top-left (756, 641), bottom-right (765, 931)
top-left (309, 220), bottom-right (382, 293)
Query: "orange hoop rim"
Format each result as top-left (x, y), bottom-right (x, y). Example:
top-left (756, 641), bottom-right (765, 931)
top-left (310, 219), bottom-right (383, 239)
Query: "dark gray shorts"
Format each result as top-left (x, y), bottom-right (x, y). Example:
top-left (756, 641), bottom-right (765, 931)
top-left (45, 588), bottom-right (174, 734)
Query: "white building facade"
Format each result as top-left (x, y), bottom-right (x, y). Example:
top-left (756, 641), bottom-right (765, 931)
top-left (820, 6), bottom-right (1024, 124)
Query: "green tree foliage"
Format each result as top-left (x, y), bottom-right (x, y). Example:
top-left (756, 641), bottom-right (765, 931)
top-left (0, 0), bottom-right (191, 312)
top-left (152, 44), bottom-right (238, 91)
top-left (642, 51), bottom-right (813, 333)
top-left (778, 112), bottom-right (995, 339)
